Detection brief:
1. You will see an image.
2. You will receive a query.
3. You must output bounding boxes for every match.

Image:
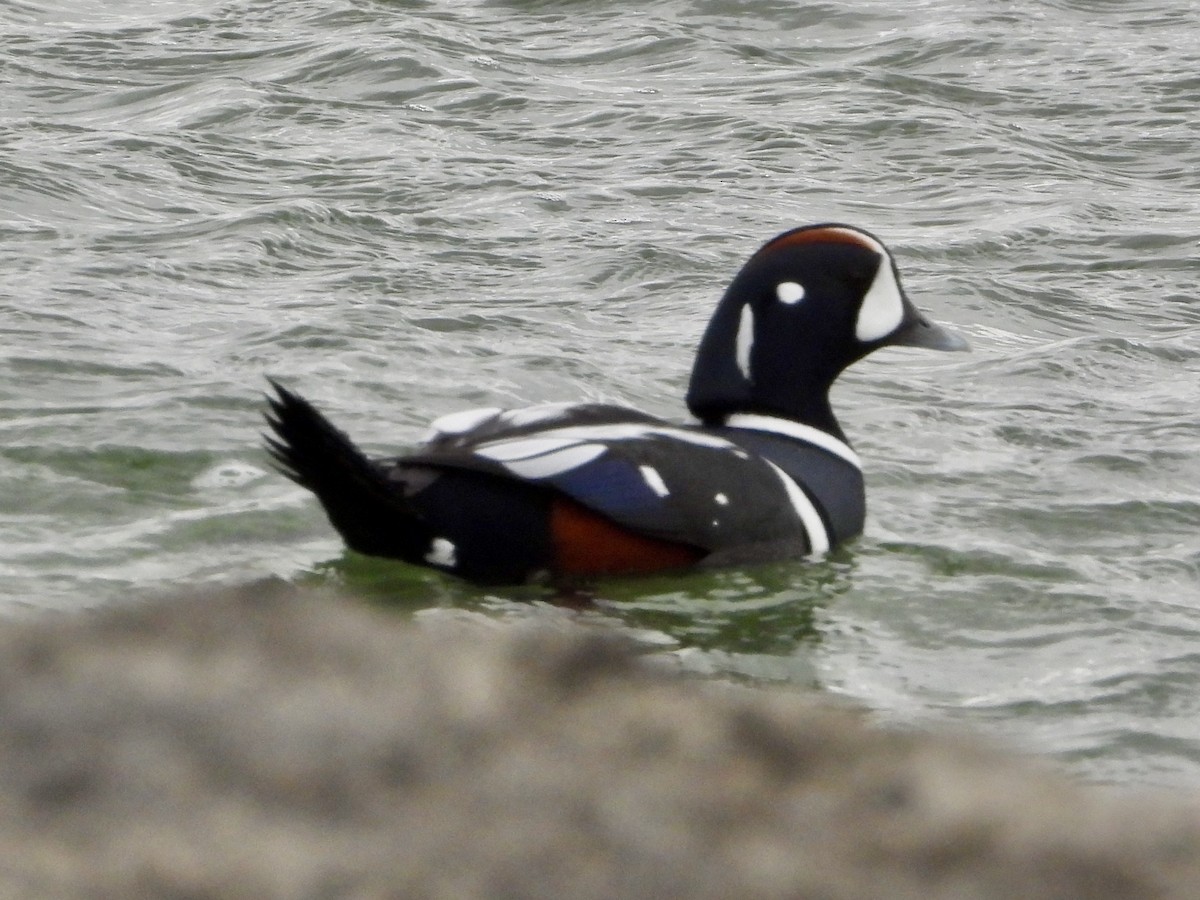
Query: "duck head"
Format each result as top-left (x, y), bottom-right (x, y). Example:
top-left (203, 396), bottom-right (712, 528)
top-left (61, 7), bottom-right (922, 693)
top-left (686, 223), bottom-right (968, 438)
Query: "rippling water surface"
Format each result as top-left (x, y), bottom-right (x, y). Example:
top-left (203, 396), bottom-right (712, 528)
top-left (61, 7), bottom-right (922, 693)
top-left (3, 0), bottom-right (1199, 786)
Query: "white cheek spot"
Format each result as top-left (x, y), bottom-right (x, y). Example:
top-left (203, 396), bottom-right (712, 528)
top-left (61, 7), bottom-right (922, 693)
top-left (855, 259), bottom-right (905, 343)
top-left (639, 465), bottom-right (670, 497)
top-left (424, 537), bottom-right (457, 567)
top-left (735, 304), bottom-right (754, 379)
top-left (714, 492), bottom-right (729, 505)
top-left (776, 281), bottom-right (805, 305)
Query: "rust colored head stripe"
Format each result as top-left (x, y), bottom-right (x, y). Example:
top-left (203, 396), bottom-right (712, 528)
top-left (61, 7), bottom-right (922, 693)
top-left (758, 226), bottom-right (882, 258)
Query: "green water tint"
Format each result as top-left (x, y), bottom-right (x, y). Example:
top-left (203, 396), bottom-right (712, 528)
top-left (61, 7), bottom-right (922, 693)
top-left (4, 0), bottom-right (1200, 785)
top-left (317, 548), bottom-right (854, 664)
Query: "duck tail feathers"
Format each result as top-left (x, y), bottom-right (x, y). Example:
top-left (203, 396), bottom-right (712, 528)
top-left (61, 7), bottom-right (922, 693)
top-left (263, 380), bottom-right (431, 560)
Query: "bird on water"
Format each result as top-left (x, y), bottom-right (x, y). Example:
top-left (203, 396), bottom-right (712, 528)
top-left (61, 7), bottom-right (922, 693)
top-left (265, 223), bottom-right (968, 584)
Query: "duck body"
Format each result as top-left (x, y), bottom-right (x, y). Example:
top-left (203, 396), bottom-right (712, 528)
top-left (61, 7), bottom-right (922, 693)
top-left (266, 224), bottom-right (967, 584)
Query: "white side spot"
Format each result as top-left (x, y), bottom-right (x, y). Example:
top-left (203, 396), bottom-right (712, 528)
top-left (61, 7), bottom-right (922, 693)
top-left (776, 281), bottom-right (805, 305)
top-left (735, 304), bottom-right (754, 379)
top-left (714, 492), bottom-right (729, 505)
top-left (639, 465), bottom-right (670, 497)
top-left (764, 461), bottom-right (830, 556)
top-left (498, 443), bottom-right (606, 479)
top-left (424, 537), bottom-right (457, 567)
top-left (855, 260), bottom-right (905, 343)
top-left (425, 407), bottom-right (501, 441)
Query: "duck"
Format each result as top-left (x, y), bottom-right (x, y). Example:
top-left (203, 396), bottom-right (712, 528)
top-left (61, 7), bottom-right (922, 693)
top-left (265, 223), bottom-right (968, 584)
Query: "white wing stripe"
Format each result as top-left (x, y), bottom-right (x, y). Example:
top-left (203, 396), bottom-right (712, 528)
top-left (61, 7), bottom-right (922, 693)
top-left (474, 436), bottom-right (581, 462)
top-left (497, 444), bottom-right (606, 479)
top-left (547, 423), bottom-right (735, 449)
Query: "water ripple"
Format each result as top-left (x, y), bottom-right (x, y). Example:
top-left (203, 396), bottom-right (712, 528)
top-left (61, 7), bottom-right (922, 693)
top-left (2, 0), bottom-right (1199, 787)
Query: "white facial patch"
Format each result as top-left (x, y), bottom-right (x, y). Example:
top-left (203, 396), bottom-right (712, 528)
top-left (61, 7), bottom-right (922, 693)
top-left (424, 537), bottom-right (458, 568)
top-left (639, 465), bottom-right (670, 497)
top-left (714, 492), bottom-right (729, 505)
top-left (735, 304), bottom-right (754, 380)
top-left (854, 258), bottom-right (905, 343)
top-left (776, 281), bottom-right (805, 305)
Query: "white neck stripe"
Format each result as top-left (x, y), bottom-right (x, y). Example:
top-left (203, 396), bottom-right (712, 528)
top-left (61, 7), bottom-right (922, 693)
top-left (723, 413), bottom-right (862, 469)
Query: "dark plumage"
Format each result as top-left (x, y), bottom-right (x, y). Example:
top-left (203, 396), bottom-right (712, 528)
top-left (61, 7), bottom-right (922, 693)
top-left (265, 224), bottom-right (968, 584)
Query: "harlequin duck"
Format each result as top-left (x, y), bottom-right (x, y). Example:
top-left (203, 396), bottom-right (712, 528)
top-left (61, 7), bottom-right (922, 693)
top-left (265, 223), bottom-right (968, 584)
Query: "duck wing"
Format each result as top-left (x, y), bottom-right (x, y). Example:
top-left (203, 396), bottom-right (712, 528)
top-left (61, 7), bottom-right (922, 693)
top-left (397, 404), bottom-right (823, 557)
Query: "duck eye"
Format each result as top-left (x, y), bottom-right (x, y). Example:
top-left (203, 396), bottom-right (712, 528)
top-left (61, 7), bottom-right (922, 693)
top-left (775, 281), bottom-right (805, 305)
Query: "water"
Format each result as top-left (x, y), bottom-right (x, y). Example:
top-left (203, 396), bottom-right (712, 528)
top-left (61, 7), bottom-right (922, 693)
top-left (3, 0), bottom-right (1199, 787)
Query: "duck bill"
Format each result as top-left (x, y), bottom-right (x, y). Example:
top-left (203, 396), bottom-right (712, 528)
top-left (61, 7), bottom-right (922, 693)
top-left (889, 311), bottom-right (970, 352)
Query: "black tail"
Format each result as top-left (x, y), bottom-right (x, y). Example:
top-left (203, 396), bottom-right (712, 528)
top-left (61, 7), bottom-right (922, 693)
top-left (263, 380), bottom-right (432, 561)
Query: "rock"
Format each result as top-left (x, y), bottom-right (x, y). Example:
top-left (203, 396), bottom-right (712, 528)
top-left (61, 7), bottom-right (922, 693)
top-left (1, 580), bottom-right (1199, 899)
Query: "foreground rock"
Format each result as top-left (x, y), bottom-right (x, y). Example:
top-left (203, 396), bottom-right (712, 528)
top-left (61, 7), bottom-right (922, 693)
top-left (2, 582), bottom-right (1200, 899)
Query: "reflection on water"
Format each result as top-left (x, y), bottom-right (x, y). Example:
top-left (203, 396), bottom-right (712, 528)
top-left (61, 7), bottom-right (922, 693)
top-left (328, 547), bottom-right (854, 686)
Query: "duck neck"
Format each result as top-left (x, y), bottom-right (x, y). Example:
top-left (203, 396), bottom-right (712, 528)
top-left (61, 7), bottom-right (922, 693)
top-left (688, 371), bottom-right (849, 443)
top-left (685, 294), bottom-right (850, 442)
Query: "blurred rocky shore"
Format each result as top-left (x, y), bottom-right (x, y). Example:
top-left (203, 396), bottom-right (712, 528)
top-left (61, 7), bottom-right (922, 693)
top-left (3, 581), bottom-right (1200, 899)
